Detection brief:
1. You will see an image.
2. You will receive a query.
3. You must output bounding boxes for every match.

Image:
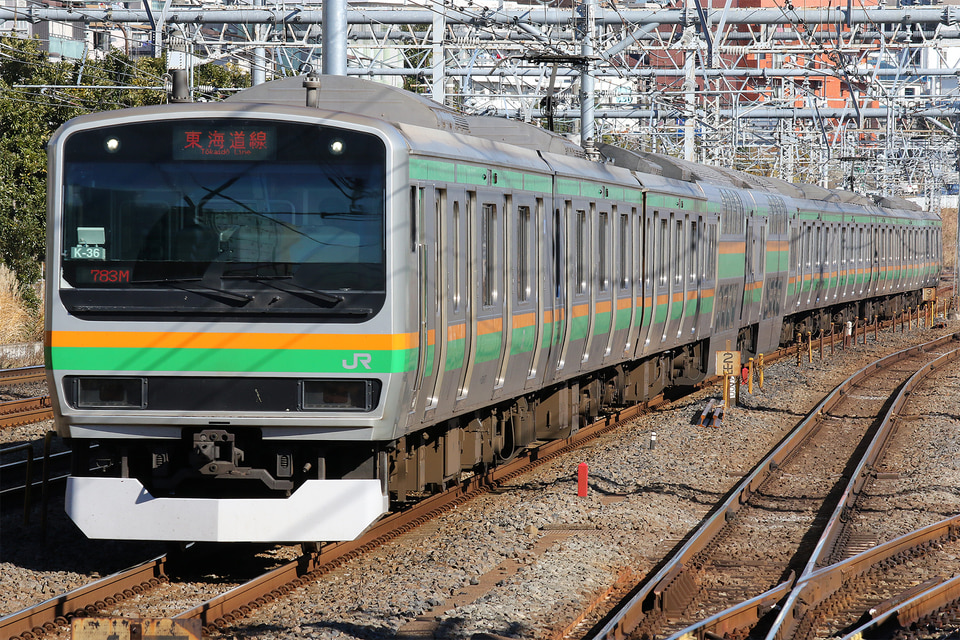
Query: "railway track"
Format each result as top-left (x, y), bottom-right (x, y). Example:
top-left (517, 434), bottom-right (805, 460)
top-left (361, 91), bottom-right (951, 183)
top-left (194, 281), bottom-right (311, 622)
top-left (0, 332), bottom-right (907, 640)
top-left (1, 322), bottom-right (955, 640)
top-left (0, 366), bottom-right (45, 387)
top-left (0, 366), bottom-right (52, 428)
top-left (586, 331), bottom-right (960, 640)
top-left (767, 337), bottom-right (960, 640)
top-left (0, 391), bottom-right (673, 640)
top-left (0, 397), bottom-right (53, 429)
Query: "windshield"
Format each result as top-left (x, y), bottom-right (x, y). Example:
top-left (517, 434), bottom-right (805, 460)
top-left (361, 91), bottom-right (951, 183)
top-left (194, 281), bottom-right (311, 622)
top-left (60, 118), bottom-right (386, 295)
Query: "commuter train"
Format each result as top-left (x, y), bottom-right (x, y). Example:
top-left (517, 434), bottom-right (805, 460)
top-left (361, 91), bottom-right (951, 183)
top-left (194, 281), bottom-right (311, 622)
top-left (45, 75), bottom-right (941, 543)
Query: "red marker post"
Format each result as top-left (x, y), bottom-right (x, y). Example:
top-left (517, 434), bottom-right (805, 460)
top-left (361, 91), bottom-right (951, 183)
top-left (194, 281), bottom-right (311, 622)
top-left (577, 462), bottom-right (589, 497)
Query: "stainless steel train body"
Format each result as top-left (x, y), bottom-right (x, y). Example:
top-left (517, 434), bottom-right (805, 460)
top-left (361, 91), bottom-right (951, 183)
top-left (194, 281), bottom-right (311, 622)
top-left (45, 76), bottom-right (942, 543)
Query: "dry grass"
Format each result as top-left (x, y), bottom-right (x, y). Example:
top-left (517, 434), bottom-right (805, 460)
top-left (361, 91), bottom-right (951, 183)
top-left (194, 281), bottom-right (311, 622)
top-left (0, 264), bottom-right (43, 367)
top-left (942, 208), bottom-right (957, 272)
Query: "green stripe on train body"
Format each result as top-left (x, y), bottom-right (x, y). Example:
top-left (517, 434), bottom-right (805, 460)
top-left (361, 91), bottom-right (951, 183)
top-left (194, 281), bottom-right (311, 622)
top-left (49, 346), bottom-right (418, 374)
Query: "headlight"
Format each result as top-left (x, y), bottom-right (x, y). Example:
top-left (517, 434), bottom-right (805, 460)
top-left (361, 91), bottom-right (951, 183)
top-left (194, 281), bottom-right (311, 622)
top-left (69, 377), bottom-right (146, 409)
top-left (301, 379), bottom-right (380, 411)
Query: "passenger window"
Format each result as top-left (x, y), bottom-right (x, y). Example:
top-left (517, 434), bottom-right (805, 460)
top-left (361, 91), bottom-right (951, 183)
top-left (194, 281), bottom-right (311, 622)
top-left (481, 203), bottom-right (497, 307)
top-left (619, 212), bottom-right (630, 290)
top-left (658, 216), bottom-right (668, 288)
top-left (452, 201), bottom-right (461, 311)
top-left (576, 209), bottom-right (587, 294)
top-left (518, 205), bottom-right (531, 302)
top-left (674, 219), bottom-right (682, 285)
top-left (598, 211), bottom-right (609, 292)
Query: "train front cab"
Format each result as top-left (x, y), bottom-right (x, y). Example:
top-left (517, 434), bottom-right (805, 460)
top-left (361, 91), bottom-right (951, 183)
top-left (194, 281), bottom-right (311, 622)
top-left (45, 104), bottom-right (414, 542)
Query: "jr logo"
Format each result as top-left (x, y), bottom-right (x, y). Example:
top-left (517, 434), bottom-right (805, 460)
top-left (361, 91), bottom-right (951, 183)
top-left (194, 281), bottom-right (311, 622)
top-left (343, 353), bottom-right (372, 370)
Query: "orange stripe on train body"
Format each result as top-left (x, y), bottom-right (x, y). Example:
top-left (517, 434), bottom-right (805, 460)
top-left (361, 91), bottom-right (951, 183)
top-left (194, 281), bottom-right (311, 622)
top-left (448, 323), bottom-right (466, 341)
top-left (719, 241), bottom-right (745, 254)
top-left (571, 304), bottom-right (591, 319)
top-left (50, 330), bottom-right (419, 350)
top-left (512, 313), bottom-right (536, 329)
top-left (544, 309), bottom-right (566, 324)
top-left (477, 318), bottom-right (503, 335)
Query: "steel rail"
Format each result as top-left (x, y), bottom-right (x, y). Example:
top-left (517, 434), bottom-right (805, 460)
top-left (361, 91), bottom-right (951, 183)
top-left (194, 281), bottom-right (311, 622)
top-left (763, 333), bottom-right (960, 640)
top-left (668, 517), bottom-right (960, 640)
top-left (0, 366), bottom-right (45, 387)
top-left (0, 449), bottom-right (70, 506)
top-left (0, 397), bottom-right (54, 429)
top-left (587, 331), bottom-right (960, 640)
top-left (171, 347), bottom-right (796, 633)
top-left (0, 342), bottom-right (793, 639)
top-left (0, 320), bottom-right (931, 639)
top-left (809, 517), bottom-right (960, 640)
top-left (0, 399), bottom-right (656, 639)
top-left (838, 570), bottom-right (960, 640)
top-left (0, 557), bottom-right (169, 640)
top-left (663, 334), bottom-right (960, 640)
top-left (173, 400), bottom-right (657, 632)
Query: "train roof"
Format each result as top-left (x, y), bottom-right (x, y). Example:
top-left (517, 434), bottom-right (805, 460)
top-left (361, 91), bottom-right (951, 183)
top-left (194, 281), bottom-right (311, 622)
top-left (596, 142), bottom-right (919, 211)
top-left (228, 75), bottom-right (923, 214)
top-left (226, 75), bottom-right (585, 159)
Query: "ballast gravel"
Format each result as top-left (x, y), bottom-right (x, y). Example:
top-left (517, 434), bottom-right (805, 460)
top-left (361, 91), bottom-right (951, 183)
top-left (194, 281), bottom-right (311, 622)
top-left (3, 321), bottom-right (960, 640)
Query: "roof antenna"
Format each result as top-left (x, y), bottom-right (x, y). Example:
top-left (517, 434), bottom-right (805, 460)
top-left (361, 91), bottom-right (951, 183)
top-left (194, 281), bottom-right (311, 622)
top-left (169, 69), bottom-right (191, 103)
top-left (303, 67), bottom-right (321, 108)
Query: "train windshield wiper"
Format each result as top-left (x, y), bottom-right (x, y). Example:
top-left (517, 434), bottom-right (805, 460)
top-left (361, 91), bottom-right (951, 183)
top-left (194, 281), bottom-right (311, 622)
top-left (132, 277), bottom-right (253, 305)
top-left (223, 275), bottom-right (343, 307)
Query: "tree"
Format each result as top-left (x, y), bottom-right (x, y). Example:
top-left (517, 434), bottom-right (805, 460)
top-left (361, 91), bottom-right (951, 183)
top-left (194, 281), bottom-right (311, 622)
top-left (0, 36), bottom-right (249, 301)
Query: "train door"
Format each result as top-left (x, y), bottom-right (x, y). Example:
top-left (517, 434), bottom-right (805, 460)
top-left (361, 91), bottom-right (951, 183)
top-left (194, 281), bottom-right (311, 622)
top-left (543, 202), bottom-right (570, 383)
top-left (495, 194), bottom-right (539, 397)
top-left (855, 223), bottom-right (865, 295)
top-left (833, 225), bottom-right (842, 300)
top-left (660, 212), bottom-right (681, 348)
top-left (848, 223), bottom-right (860, 298)
top-left (525, 197), bottom-right (547, 391)
top-left (880, 226), bottom-right (891, 293)
top-left (566, 203), bottom-right (591, 371)
top-left (699, 218), bottom-right (718, 339)
top-left (579, 203), bottom-right (598, 368)
top-left (912, 228), bottom-right (920, 288)
top-left (618, 206), bottom-right (642, 360)
top-left (585, 204), bottom-right (614, 366)
top-left (432, 187), bottom-right (468, 416)
top-left (411, 187), bottom-right (443, 420)
top-left (887, 227), bottom-right (903, 291)
top-left (649, 210), bottom-right (671, 354)
top-left (678, 214), bottom-right (699, 340)
top-left (788, 219), bottom-right (801, 312)
top-left (456, 191), bottom-right (482, 406)
top-left (464, 190), bottom-right (507, 404)
top-left (491, 193), bottom-right (515, 399)
top-left (802, 222), bottom-right (813, 307)
top-left (605, 206), bottom-right (630, 364)
top-left (634, 204), bottom-right (655, 359)
top-left (813, 222), bottom-right (824, 304)
top-left (869, 227), bottom-right (880, 296)
top-left (839, 225), bottom-right (848, 299)
top-left (827, 225), bottom-right (836, 302)
top-left (743, 215), bottom-right (755, 320)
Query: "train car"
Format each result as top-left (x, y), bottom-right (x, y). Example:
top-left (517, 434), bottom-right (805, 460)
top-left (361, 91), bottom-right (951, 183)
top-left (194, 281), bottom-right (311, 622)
top-left (45, 75), bottom-right (941, 543)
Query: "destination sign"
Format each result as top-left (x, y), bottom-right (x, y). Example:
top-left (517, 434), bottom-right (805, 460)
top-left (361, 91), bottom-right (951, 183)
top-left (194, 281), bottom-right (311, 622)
top-left (173, 125), bottom-right (277, 161)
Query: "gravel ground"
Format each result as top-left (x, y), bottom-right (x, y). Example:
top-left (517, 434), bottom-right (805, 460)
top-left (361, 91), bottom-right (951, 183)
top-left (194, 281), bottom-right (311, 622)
top-left (845, 340), bottom-right (960, 543)
top-left (0, 380), bottom-right (47, 402)
top-left (2, 321), bottom-right (958, 640)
